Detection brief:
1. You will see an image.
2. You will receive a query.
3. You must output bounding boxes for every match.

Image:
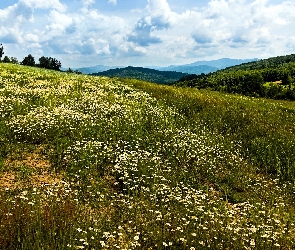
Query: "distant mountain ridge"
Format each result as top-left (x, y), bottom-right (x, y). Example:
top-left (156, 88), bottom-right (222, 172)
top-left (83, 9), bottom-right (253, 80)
top-left (158, 65), bottom-right (218, 75)
top-left (184, 58), bottom-right (259, 68)
top-left (74, 58), bottom-right (258, 75)
top-left (157, 58), bottom-right (258, 73)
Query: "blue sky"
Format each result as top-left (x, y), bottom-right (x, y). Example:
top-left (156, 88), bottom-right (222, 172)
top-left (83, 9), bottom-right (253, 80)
top-left (0, 0), bottom-right (295, 68)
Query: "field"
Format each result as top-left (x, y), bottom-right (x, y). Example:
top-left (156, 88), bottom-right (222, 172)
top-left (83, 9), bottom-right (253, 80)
top-left (1, 63), bottom-right (295, 249)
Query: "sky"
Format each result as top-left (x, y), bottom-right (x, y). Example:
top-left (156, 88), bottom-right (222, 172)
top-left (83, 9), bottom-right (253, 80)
top-left (0, 0), bottom-right (295, 68)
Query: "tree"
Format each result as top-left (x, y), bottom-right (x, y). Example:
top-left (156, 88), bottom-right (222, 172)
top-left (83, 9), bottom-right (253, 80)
top-left (38, 56), bottom-right (51, 69)
top-left (66, 67), bottom-right (74, 73)
top-left (3, 56), bottom-right (18, 64)
top-left (38, 56), bottom-right (61, 71)
top-left (66, 68), bottom-right (82, 74)
top-left (50, 57), bottom-right (62, 71)
top-left (0, 43), bottom-right (4, 61)
top-left (3, 56), bottom-right (10, 63)
top-left (238, 71), bottom-right (264, 96)
top-left (9, 57), bottom-right (19, 64)
top-left (21, 54), bottom-right (35, 66)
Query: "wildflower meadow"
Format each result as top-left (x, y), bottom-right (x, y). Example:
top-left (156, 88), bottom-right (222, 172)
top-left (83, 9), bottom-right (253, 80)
top-left (1, 63), bottom-right (295, 249)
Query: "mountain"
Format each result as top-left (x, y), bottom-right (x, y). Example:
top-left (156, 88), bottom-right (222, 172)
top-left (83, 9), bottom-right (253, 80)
top-left (70, 58), bottom-right (258, 75)
top-left (91, 66), bottom-right (187, 84)
top-left (157, 58), bottom-right (258, 74)
top-left (184, 58), bottom-right (259, 69)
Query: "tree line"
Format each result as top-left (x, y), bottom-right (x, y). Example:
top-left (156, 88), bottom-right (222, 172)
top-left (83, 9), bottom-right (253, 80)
top-left (20, 54), bottom-right (62, 71)
top-left (0, 43), bottom-right (63, 71)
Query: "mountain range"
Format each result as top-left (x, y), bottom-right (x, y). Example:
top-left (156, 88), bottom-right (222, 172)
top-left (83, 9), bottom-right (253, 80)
top-left (73, 58), bottom-right (258, 75)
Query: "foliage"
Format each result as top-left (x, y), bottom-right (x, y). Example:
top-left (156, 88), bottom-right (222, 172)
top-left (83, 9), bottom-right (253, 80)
top-left (21, 54), bottom-right (36, 67)
top-left (66, 67), bottom-right (82, 74)
top-left (38, 56), bottom-right (62, 71)
top-left (1, 63), bottom-right (295, 249)
top-left (176, 54), bottom-right (295, 100)
top-left (2, 56), bottom-right (18, 64)
top-left (92, 66), bottom-right (187, 84)
top-left (21, 55), bottom-right (62, 71)
top-left (0, 43), bottom-right (4, 61)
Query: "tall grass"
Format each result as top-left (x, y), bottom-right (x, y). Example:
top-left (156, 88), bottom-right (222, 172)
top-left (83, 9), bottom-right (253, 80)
top-left (127, 79), bottom-right (295, 181)
top-left (1, 63), bottom-right (295, 249)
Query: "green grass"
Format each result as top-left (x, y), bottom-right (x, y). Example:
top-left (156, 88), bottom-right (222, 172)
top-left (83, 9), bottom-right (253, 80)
top-left (1, 63), bottom-right (295, 249)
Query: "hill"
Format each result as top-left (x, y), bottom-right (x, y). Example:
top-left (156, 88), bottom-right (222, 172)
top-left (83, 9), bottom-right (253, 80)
top-left (91, 66), bottom-right (187, 84)
top-left (1, 63), bottom-right (295, 248)
top-left (159, 57), bottom-right (258, 73)
top-left (223, 54), bottom-right (295, 71)
top-left (72, 58), bottom-right (258, 75)
top-left (72, 65), bottom-right (119, 74)
top-left (176, 54), bottom-right (295, 100)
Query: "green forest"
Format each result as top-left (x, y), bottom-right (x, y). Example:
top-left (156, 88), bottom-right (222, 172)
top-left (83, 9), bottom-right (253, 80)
top-left (176, 54), bottom-right (295, 100)
top-left (92, 66), bottom-right (187, 84)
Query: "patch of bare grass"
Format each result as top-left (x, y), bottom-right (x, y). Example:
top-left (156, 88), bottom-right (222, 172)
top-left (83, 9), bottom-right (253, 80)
top-left (0, 147), bottom-right (63, 190)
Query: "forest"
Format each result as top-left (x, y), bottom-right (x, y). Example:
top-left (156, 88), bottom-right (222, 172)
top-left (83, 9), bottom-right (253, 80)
top-left (91, 66), bottom-right (187, 84)
top-left (176, 54), bottom-right (295, 100)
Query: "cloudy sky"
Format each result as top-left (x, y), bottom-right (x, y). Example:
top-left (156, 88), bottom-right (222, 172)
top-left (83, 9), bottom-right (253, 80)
top-left (0, 0), bottom-right (295, 68)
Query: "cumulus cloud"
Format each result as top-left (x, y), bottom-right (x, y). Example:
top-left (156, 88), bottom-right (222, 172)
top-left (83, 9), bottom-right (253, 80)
top-left (45, 10), bottom-right (73, 37)
top-left (108, 0), bottom-right (117, 5)
top-left (81, 0), bottom-right (95, 8)
top-left (1, 0), bottom-right (295, 67)
top-left (127, 0), bottom-right (175, 46)
top-left (19, 0), bottom-right (66, 12)
top-left (183, 0), bottom-right (295, 58)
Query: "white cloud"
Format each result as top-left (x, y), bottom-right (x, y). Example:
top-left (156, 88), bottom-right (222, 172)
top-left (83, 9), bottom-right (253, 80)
top-left (19, 0), bottom-right (66, 12)
top-left (81, 0), bottom-right (95, 8)
top-left (44, 10), bottom-right (73, 38)
top-left (108, 0), bottom-right (117, 5)
top-left (24, 33), bottom-right (39, 43)
top-left (1, 0), bottom-right (295, 67)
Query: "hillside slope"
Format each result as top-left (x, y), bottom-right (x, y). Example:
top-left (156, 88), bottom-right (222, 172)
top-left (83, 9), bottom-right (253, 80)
top-left (1, 63), bottom-right (295, 249)
top-left (91, 66), bottom-right (187, 84)
top-left (177, 54), bottom-right (295, 100)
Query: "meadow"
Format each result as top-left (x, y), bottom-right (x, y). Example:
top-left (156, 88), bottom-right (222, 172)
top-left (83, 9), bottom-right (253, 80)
top-left (1, 63), bottom-right (295, 249)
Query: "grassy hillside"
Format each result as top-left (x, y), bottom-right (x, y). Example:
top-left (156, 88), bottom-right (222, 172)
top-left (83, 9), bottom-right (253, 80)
top-left (91, 66), bottom-right (187, 84)
top-left (1, 63), bottom-right (295, 249)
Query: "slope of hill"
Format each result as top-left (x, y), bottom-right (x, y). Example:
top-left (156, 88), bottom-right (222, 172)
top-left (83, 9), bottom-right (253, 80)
top-left (91, 66), bottom-right (187, 84)
top-left (1, 63), bottom-right (295, 248)
top-left (176, 54), bottom-right (295, 100)
top-left (223, 54), bottom-right (295, 71)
